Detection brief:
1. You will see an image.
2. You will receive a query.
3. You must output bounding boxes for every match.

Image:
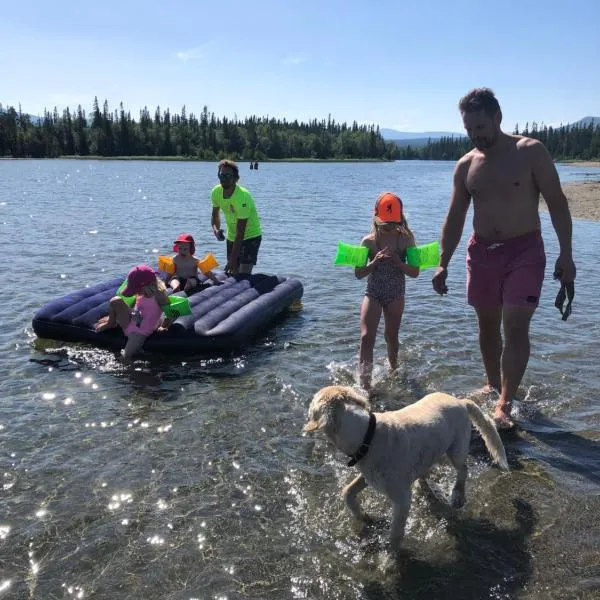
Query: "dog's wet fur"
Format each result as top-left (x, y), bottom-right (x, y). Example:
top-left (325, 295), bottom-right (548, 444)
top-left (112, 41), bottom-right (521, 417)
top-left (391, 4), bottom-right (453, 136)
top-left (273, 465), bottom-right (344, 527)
top-left (304, 385), bottom-right (508, 550)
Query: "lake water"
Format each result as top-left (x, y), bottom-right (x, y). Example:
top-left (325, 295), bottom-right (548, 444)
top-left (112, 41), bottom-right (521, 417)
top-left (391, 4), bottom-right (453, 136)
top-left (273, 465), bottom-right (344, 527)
top-left (1, 159), bottom-right (599, 599)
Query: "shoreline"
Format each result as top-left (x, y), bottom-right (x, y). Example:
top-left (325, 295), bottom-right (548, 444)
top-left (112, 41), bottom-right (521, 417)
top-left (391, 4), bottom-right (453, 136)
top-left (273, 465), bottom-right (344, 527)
top-left (3, 156), bottom-right (599, 165)
top-left (541, 179), bottom-right (600, 222)
top-left (557, 160), bottom-right (600, 168)
top-left (0, 155), bottom-right (390, 163)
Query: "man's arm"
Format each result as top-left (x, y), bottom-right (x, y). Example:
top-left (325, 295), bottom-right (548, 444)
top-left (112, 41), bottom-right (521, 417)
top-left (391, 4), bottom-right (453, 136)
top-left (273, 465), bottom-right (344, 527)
top-left (440, 158), bottom-right (472, 268)
top-left (530, 140), bottom-right (576, 281)
top-left (432, 158), bottom-right (471, 295)
top-left (211, 207), bottom-right (224, 239)
top-left (228, 219), bottom-right (248, 272)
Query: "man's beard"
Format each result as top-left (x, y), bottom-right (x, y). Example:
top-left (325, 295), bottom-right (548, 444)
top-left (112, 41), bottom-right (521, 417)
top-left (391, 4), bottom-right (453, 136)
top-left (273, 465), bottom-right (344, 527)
top-left (473, 132), bottom-right (498, 150)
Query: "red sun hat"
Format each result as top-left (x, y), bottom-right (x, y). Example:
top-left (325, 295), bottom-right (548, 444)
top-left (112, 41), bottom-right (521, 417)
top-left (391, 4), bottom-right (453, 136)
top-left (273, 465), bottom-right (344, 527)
top-left (173, 233), bottom-right (195, 255)
top-left (121, 265), bottom-right (157, 296)
top-left (374, 192), bottom-right (403, 223)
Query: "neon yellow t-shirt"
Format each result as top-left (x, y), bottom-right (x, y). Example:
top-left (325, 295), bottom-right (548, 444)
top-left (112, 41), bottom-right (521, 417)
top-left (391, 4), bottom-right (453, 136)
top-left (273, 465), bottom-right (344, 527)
top-left (211, 184), bottom-right (262, 242)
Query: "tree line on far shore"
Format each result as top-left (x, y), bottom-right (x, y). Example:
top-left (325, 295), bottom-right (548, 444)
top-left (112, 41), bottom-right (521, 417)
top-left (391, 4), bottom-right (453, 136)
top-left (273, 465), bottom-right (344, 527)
top-left (0, 98), bottom-right (598, 161)
top-left (0, 98), bottom-right (399, 160)
top-left (396, 120), bottom-right (600, 161)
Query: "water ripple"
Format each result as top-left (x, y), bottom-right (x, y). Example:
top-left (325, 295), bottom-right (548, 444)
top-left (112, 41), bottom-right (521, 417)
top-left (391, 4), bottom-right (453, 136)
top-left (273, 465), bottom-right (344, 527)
top-left (0, 159), bottom-right (599, 599)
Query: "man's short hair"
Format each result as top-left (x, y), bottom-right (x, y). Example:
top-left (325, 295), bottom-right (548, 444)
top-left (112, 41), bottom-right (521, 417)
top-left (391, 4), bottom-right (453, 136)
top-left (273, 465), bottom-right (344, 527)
top-left (218, 159), bottom-right (239, 179)
top-left (458, 88), bottom-right (501, 117)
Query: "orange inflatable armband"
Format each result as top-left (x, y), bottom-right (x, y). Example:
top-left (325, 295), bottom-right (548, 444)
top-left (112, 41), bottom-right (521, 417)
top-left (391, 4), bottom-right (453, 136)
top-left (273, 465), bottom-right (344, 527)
top-left (197, 253), bottom-right (219, 274)
top-left (158, 255), bottom-right (176, 275)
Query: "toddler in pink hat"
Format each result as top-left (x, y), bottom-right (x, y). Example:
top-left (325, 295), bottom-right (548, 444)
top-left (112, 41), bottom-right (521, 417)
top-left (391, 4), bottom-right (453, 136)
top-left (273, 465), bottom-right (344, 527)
top-left (95, 265), bottom-right (171, 360)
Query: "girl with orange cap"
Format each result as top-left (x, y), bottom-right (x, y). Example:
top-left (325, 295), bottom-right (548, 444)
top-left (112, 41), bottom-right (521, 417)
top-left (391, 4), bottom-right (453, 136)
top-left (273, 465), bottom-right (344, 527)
top-left (355, 192), bottom-right (420, 391)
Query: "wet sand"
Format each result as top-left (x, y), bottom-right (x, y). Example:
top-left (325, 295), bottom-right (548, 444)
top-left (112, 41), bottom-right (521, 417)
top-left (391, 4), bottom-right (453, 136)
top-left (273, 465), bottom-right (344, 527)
top-left (558, 161), bottom-right (600, 168)
top-left (542, 180), bottom-right (600, 222)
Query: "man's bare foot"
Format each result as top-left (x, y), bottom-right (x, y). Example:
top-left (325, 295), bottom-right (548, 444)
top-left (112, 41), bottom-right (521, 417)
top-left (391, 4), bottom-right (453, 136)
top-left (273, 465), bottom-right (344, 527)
top-left (482, 384), bottom-right (500, 394)
top-left (359, 379), bottom-right (371, 396)
top-left (95, 317), bottom-right (116, 333)
top-left (493, 400), bottom-right (515, 430)
top-left (473, 384), bottom-right (501, 398)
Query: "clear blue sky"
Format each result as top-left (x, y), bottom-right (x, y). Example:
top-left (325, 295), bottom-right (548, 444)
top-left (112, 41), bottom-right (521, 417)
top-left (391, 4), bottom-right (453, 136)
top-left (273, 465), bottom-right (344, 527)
top-left (1, 0), bottom-right (598, 132)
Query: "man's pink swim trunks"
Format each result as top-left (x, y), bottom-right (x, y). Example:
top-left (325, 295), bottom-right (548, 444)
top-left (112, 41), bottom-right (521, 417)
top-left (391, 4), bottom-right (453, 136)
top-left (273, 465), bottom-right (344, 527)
top-left (466, 230), bottom-right (546, 309)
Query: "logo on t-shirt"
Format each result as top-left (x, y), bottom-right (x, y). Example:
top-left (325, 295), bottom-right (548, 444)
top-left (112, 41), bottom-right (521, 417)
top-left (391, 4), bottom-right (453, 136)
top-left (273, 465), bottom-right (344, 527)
top-left (229, 204), bottom-right (235, 212)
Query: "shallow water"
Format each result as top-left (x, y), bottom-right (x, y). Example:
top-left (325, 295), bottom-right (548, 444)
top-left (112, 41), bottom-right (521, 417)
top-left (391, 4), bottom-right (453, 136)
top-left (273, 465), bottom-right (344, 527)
top-left (0, 159), bottom-right (599, 599)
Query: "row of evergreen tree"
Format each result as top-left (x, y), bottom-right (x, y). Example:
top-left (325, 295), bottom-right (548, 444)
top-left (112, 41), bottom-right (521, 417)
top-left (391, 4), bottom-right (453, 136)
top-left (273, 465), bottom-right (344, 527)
top-left (1, 98), bottom-right (598, 161)
top-left (0, 98), bottom-right (399, 160)
top-left (399, 121), bottom-right (600, 161)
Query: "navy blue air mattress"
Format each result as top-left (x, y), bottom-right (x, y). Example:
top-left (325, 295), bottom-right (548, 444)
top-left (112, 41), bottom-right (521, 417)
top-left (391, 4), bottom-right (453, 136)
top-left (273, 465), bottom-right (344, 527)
top-left (32, 273), bottom-right (303, 354)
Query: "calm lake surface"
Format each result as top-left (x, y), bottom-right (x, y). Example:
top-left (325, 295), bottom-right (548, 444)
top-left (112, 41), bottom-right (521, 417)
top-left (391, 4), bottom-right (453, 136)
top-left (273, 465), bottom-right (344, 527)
top-left (1, 159), bottom-right (599, 599)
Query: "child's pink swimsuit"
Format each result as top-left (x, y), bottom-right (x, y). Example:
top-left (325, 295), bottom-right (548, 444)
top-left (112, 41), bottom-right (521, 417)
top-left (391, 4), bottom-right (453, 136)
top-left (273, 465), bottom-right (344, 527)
top-left (124, 296), bottom-right (163, 337)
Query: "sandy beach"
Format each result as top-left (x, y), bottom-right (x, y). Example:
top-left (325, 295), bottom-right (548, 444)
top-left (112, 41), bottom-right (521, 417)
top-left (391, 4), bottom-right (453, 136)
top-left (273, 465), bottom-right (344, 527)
top-left (543, 179), bottom-right (600, 222)
top-left (558, 161), bottom-right (600, 168)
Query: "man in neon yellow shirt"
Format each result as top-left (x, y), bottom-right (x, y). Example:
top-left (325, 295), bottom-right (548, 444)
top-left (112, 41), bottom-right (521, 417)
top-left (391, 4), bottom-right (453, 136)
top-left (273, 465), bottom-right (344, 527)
top-left (211, 159), bottom-right (263, 275)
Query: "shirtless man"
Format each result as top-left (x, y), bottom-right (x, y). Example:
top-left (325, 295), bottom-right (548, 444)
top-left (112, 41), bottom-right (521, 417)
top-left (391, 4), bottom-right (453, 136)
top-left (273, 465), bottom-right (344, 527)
top-left (432, 88), bottom-right (576, 429)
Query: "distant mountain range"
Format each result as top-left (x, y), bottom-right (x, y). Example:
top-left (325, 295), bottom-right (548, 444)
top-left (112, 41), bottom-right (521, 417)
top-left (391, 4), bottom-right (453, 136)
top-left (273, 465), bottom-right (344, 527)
top-left (380, 128), bottom-right (462, 141)
top-left (380, 128), bottom-right (465, 148)
top-left (571, 116), bottom-right (600, 127)
top-left (381, 117), bottom-right (600, 147)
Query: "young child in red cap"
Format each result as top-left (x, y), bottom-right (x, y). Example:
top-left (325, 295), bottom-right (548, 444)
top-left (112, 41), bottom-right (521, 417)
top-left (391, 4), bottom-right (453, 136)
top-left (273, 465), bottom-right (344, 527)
top-left (95, 265), bottom-right (171, 360)
top-left (354, 192), bottom-right (420, 392)
top-left (168, 233), bottom-right (220, 293)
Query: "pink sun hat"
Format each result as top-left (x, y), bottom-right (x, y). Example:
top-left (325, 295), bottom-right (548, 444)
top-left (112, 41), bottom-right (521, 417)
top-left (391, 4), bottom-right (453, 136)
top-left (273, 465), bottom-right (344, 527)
top-left (121, 265), bottom-right (156, 296)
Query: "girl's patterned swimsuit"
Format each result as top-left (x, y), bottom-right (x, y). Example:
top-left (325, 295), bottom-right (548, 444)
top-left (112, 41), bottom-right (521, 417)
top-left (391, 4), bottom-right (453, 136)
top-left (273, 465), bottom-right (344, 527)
top-left (365, 240), bottom-right (406, 306)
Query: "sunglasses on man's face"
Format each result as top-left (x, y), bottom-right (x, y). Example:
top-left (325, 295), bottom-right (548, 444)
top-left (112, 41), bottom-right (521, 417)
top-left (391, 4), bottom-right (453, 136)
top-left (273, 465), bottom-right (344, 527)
top-left (218, 172), bottom-right (234, 180)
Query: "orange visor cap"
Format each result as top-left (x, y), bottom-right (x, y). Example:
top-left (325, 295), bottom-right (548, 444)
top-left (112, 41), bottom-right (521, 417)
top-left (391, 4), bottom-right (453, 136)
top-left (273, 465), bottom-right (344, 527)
top-left (374, 192), bottom-right (403, 223)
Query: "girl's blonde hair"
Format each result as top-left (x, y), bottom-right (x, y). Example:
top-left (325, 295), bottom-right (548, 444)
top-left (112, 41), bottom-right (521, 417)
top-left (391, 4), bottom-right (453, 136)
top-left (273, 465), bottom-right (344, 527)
top-left (371, 216), bottom-right (414, 240)
top-left (143, 277), bottom-right (167, 296)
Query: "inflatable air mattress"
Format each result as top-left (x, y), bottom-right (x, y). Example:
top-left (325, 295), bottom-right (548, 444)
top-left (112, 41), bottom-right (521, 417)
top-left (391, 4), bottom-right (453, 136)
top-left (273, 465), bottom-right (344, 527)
top-left (32, 273), bottom-right (303, 354)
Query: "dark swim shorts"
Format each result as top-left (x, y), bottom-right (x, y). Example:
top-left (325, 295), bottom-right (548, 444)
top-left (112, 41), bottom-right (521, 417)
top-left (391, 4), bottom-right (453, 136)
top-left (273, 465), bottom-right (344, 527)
top-left (226, 235), bottom-right (262, 266)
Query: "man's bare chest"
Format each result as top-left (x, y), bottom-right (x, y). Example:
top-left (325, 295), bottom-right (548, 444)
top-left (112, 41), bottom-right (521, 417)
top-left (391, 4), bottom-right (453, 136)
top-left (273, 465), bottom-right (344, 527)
top-left (466, 158), bottom-right (534, 200)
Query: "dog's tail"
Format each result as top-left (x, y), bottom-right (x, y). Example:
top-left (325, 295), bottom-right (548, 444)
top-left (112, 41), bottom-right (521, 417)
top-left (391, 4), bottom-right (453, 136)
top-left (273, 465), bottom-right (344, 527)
top-left (464, 400), bottom-right (509, 470)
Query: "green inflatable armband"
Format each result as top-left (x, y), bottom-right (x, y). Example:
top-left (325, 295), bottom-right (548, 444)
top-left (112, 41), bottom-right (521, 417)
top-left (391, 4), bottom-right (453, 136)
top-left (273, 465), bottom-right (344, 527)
top-left (117, 280), bottom-right (192, 318)
top-left (406, 241), bottom-right (440, 269)
top-left (162, 295), bottom-right (192, 319)
top-left (334, 241), bottom-right (369, 267)
top-left (116, 280), bottom-right (136, 307)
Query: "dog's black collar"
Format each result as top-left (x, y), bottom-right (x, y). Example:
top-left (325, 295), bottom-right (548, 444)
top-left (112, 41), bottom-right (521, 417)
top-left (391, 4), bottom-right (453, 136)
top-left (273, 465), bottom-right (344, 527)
top-left (347, 413), bottom-right (377, 467)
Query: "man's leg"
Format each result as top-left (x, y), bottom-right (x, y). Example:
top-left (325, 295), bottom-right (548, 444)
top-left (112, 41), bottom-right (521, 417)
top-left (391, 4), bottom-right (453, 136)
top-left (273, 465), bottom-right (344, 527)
top-left (474, 306), bottom-right (503, 393)
top-left (496, 233), bottom-right (545, 426)
top-left (237, 236), bottom-right (261, 275)
top-left (467, 234), bottom-right (503, 393)
top-left (494, 305), bottom-right (536, 427)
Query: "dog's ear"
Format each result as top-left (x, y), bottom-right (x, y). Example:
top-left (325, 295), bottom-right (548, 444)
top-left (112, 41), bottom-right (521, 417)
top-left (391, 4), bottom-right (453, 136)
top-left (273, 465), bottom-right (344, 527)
top-left (304, 385), bottom-right (362, 434)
